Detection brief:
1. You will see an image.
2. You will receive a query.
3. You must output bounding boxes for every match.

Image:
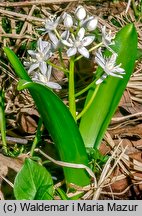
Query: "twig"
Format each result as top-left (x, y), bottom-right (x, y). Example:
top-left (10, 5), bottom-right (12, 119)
top-left (111, 111), bottom-right (142, 123)
top-left (0, 8), bottom-right (44, 22)
top-left (0, 135), bottom-right (28, 145)
top-left (0, 175), bottom-right (14, 188)
top-left (0, 0), bottom-right (83, 7)
top-left (126, 0), bottom-right (132, 14)
top-left (15, 5), bottom-right (36, 50)
top-left (101, 180), bottom-right (142, 196)
top-left (0, 33), bottom-right (35, 40)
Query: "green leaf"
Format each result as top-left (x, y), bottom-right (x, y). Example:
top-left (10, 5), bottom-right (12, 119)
top-left (14, 158), bottom-right (54, 200)
top-left (0, 90), bottom-right (7, 154)
top-left (3, 47), bottom-right (31, 81)
top-left (56, 188), bottom-right (69, 200)
top-left (17, 80), bottom-right (90, 187)
top-left (4, 47), bottom-right (90, 187)
top-left (79, 24), bottom-right (138, 149)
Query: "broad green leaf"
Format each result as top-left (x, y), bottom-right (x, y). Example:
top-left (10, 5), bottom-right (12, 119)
top-left (3, 47), bottom-right (31, 81)
top-left (14, 158), bottom-right (54, 200)
top-left (79, 24), bottom-right (138, 149)
top-left (17, 80), bottom-right (90, 187)
top-left (4, 48), bottom-right (90, 187)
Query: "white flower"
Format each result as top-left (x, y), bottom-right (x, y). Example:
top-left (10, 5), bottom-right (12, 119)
top-left (95, 48), bottom-right (125, 84)
top-left (63, 13), bottom-right (73, 28)
top-left (32, 65), bottom-right (61, 90)
top-left (102, 26), bottom-right (115, 47)
top-left (39, 15), bottom-right (61, 34)
top-left (62, 27), bottom-right (95, 58)
top-left (24, 38), bottom-right (52, 75)
top-left (49, 30), bottom-right (69, 51)
top-left (86, 17), bottom-right (98, 31)
top-left (75, 5), bottom-right (86, 20)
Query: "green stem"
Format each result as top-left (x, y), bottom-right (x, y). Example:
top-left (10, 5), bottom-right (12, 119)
top-left (69, 57), bottom-right (76, 120)
top-left (58, 48), bottom-right (66, 69)
top-left (30, 118), bottom-right (43, 157)
top-left (75, 78), bottom-right (97, 97)
top-left (76, 85), bottom-right (99, 121)
top-left (54, 29), bottom-right (61, 40)
top-left (0, 90), bottom-right (7, 154)
top-left (47, 60), bottom-right (69, 74)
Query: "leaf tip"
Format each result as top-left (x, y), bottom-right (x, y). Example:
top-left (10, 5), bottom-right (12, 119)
top-left (17, 79), bottom-right (31, 91)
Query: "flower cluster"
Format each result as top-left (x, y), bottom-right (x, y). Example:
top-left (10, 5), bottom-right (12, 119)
top-left (24, 5), bottom-right (125, 88)
top-left (24, 38), bottom-right (61, 89)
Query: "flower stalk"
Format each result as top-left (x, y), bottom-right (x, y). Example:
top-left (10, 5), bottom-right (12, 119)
top-left (69, 57), bottom-right (76, 120)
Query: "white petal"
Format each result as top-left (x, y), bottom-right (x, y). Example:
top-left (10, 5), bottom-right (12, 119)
top-left (62, 12), bottom-right (67, 20)
top-left (113, 66), bottom-right (125, 74)
top-left (55, 16), bottom-right (61, 25)
top-left (61, 30), bottom-right (69, 40)
top-left (44, 51), bottom-right (52, 60)
top-left (43, 41), bottom-right (50, 50)
top-left (32, 79), bottom-right (46, 85)
top-left (39, 61), bottom-right (47, 75)
top-left (75, 5), bottom-right (86, 20)
top-left (46, 65), bottom-right (52, 81)
top-left (116, 68), bottom-right (125, 73)
top-left (109, 53), bottom-right (117, 65)
top-left (82, 36), bottom-right (95, 46)
top-left (46, 82), bottom-right (62, 89)
top-left (67, 47), bottom-right (77, 57)
top-left (28, 50), bottom-right (37, 58)
top-left (28, 62), bottom-right (39, 73)
top-left (77, 27), bottom-right (85, 40)
top-left (48, 32), bottom-right (58, 46)
top-left (64, 14), bottom-right (73, 28)
top-left (37, 73), bottom-right (46, 83)
top-left (37, 28), bottom-right (46, 31)
top-left (109, 72), bottom-right (123, 78)
top-left (87, 17), bottom-right (98, 31)
top-left (82, 16), bottom-right (93, 26)
top-left (95, 56), bottom-right (105, 70)
top-left (101, 26), bottom-right (106, 37)
top-left (78, 47), bottom-right (89, 58)
top-left (37, 38), bottom-right (43, 52)
top-left (69, 37), bottom-right (74, 44)
top-left (23, 61), bottom-right (31, 67)
top-left (62, 40), bottom-right (73, 47)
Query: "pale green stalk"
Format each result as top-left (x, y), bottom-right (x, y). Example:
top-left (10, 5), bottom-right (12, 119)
top-left (30, 118), bottom-right (43, 157)
top-left (47, 60), bottom-right (69, 74)
top-left (69, 57), bottom-right (76, 120)
top-left (75, 78), bottom-right (97, 97)
top-left (76, 85), bottom-right (99, 120)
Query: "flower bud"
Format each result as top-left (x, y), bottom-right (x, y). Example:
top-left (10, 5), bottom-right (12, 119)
top-left (64, 14), bottom-right (73, 28)
top-left (87, 17), bottom-right (98, 31)
top-left (75, 5), bottom-right (86, 20)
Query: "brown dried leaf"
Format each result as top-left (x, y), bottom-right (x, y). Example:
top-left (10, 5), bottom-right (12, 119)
top-left (16, 108), bottom-right (39, 134)
top-left (109, 124), bottom-right (142, 139)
